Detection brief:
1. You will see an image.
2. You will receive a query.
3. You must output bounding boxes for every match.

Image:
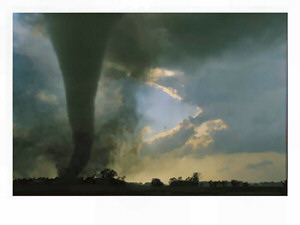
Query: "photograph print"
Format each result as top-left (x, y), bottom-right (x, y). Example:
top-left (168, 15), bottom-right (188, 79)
top-left (13, 13), bottom-right (287, 195)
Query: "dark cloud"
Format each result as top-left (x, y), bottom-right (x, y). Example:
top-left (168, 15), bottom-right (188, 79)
top-left (13, 123), bottom-right (73, 178)
top-left (105, 14), bottom-right (168, 79)
top-left (105, 13), bottom-right (287, 75)
top-left (148, 13), bottom-right (286, 69)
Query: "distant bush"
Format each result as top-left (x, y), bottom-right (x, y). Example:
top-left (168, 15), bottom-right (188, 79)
top-left (169, 172), bottom-right (202, 186)
top-left (88, 168), bottom-right (126, 186)
top-left (231, 180), bottom-right (243, 187)
top-left (151, 178), bottom-right (164, 187)
top-left (94, 168), bottom-right (118, 179)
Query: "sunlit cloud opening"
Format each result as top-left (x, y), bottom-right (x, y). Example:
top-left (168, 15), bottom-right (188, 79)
top-left (144, 119), bottom-right (192, 143)
top-left (147, 67), bottom-right (184, 82)
top-left (187, 119), bottom-right (228, 150)
top-left (146, 81), bottom-right (183, 101)
top-left (193, 106), bottom-right (203, 118)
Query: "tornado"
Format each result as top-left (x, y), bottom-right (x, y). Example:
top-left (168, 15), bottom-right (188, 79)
top-left (45, 13), bottom-right (120, 177)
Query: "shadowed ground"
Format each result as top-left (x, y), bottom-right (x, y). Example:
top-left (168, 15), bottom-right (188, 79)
top-left (13, 178), bottom-right (287, 196)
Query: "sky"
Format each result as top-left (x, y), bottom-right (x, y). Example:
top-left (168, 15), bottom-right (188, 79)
top-left (13, 13), bottom-right (287, 183)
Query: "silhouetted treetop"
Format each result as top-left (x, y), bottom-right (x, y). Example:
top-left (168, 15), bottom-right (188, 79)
top-left (151, 178), bottom-right (164, 186)
top-left (94, 168), bottom-right (118, 179)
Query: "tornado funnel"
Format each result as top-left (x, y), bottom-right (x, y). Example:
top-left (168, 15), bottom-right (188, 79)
top-left (45, 13), bottom-right (120, 177)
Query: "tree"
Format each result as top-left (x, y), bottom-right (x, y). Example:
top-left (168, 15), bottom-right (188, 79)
top-left (100, 168), bottom-right (118, 179)
top-left (151, 178), bottom-right (164, 187)
top-left (186, 172), bottom-right (202, 183)
top-left (185, 172), bottom-right (202, 184)
top-left (169, 177), bottom-right (177, 185)
top-left (93, 171), bottom-right (102, 178)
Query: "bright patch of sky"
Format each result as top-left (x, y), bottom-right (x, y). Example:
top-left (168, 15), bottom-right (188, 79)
top-left (136, 82), bottom-right (201, 140)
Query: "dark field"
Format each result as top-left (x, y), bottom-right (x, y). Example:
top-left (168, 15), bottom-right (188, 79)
top-left (13, 179), bottom-right (287, 196)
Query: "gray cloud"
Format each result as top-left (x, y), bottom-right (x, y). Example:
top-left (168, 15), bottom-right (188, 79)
top-left (246, 160), bottom-right (273, 169)
top-left (13, 50), bottom-right (71, 177)
top-left (185, 45), bottom-right (287, 154)
top-left (218, 167), bottom-right (230, 173)
top-left (142, 119), bottom-right (195, 154)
